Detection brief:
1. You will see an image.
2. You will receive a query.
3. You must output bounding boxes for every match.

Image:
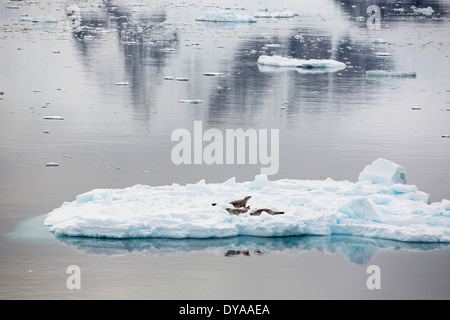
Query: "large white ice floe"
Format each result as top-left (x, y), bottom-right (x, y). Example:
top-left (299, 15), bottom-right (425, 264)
top-left (195, 10), bottom-right (256, 23)
top-left (44, 158), bottom-right (450, 242)
top-left (257, 55), bottom-right (347, 70)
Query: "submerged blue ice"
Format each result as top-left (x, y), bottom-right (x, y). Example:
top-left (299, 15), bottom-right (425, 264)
top-left (43, 159), bottom-right (450, 242)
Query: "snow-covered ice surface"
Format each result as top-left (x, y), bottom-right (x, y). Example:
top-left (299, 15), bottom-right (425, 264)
top-left (44, 159), bottom-right (450, 242)
top-left (257, 55), bottom-right (347, 70)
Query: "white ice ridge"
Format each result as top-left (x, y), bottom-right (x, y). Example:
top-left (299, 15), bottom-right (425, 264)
top-left (43, 158), bottom-right (450, 242)
top-left (257, 55), bottom-right (347, 70)
top-left (195, 10), bottom-right (256, 23)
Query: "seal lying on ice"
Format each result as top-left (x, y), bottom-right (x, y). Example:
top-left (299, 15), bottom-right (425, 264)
top-left (216, 196), bottom-right (284, 216)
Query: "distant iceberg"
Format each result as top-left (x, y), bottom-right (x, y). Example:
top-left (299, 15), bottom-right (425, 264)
top-left (44, 158), bottom-right (450, 242)
top-left (196, 10), bottom-right (256, 23)
top-left (257, 55), bottom-right (347, 70)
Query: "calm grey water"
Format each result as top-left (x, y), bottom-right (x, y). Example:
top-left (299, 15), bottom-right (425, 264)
top-left (1, 0), bottom-right (450, 299)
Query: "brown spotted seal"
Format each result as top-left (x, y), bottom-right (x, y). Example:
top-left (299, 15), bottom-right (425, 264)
top-left (229, 196), bottom-right (252, 208)
top-left (226, 206), bottom-right (250, 215)
top-left (249, 208), bottom-right (284, 216)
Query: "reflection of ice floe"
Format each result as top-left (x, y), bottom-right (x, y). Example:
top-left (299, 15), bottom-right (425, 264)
top-left (366, 70), bottom-right (417, 78)
top-left (257, 55), bottom-right (347, 70)
top-left (196, 10), bottom-right (256, 23)
top-left (53, 234), bottom-right (450, 265)
top-left (44, 158), bottom-right (450, 242)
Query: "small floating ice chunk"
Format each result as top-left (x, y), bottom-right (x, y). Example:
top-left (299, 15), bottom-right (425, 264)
top-left (257, 55), bottom-right (347, 70)
top-left (46, 162), bottom-right (59, 167)
top-left (254, 10), bottom-right (297, 18)
top-left (114, 81), bottom-right (130, 85)
top-left (196, 10), bottom-right (256, 23)
top-left (374, 52), bottom-right (391, 57)
top-left (358, 158), bottom-right (406, 185)
top-left (202, 72), bottom-right (226, 77)
top-left (371, 39), bottom-right (387, 45)
top-left (175, 77), bottom-right (189, 81)
top-left (442, 135), bottom-right (450, 138)
top-left (164, 76), bottom-right (174, 80)
top-left (412, 6), bottom-right (434, 15)
top-left (21, 12), bottom-right (58, 23)
top-left (366, 70), bottom-right (417, 78)
top-left (43, 116), bottom-right (64, 120)
top-left (178, 99), bottom-right (204, 104)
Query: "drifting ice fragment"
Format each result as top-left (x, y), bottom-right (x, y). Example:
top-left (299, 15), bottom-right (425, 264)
top-left (412, 6), bottom-right (434, 15)
top-left (358, 158), bottom-right (406, 185)
top-left (178, 99), bottom-right (204, 104)
top-left (114, 82), bottom-right (130, 85)
top-left (371, 39), bottom-right (387, 45)
top-left (257, 55), bottom-right (347, 70)
top-left (43, 116), bottom-right (64, 120)
top-left (254, 10), bottom-right (297, 18)
top-left (196, 10), bottom-right (257, 23)
top-left (374, 52), bottom-right (391, 57)
top-left (202, 72), bottom-right (226, 77)
top-left (46, 162), bottom-right (59, 167)
top-left (366, 70), bottom-right (417, 78)
top-left (20, 12), bottom-right (58, 23)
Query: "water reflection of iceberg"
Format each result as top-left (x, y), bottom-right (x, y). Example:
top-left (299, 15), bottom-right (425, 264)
top-left (55, 234), bottom-right (450, 266)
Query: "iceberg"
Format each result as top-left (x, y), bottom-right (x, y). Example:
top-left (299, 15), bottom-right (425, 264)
top-left (257, 55), bottom-right (347, 70)
top-left (44, 159), bottom-right (450, 242)
top-left (196, 10), bottom-right (256, 23)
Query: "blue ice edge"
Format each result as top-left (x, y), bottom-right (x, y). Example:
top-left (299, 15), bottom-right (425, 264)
top-left (43, 158), bottom-right (450, 243)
